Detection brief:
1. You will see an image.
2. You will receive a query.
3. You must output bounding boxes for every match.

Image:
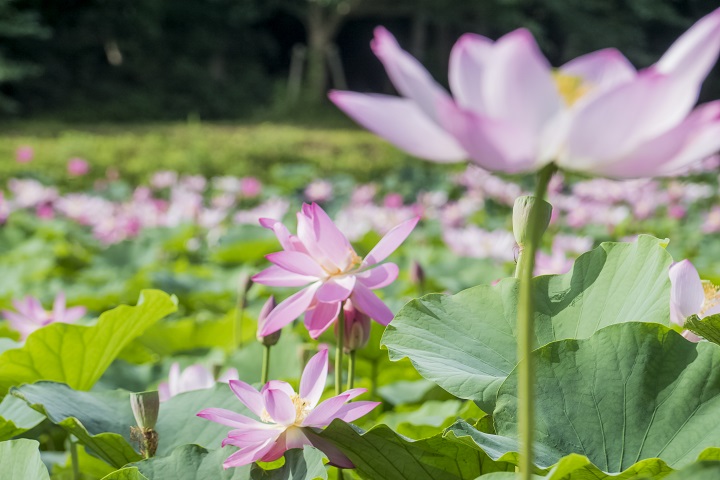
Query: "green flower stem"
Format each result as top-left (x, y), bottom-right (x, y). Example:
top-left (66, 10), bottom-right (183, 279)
top-left (261, 344), bottom-right (271, 385)
top-left (517, 163), bottom-right (556, 479)
top-left (335, 303), bottom-right (346, 396)
top-left (69, 435), bottom-right (80, 480)
top-left (234, 275), bottom-right (249, 350)
top-left (347, 350), bottom-right (356, 391)
top-left (370, 360), bottom-right (378, 399)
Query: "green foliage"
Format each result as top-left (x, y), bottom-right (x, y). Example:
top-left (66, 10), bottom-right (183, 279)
top-left (684, 313), bottom-right (720, 344)
top-left (0, 439), bottom-right (50, 479)
top-left (383, 236), bottom-right (672, 411)
top-left (0, 290), bottom-right (177, 394)
top-left (0, 393), bottom-right (45, 441)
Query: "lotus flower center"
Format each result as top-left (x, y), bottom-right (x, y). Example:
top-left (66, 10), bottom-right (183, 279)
top-left (701, 282), bottom-right (720, 316)
top-left (260, 393), bottom-right (311, 425)
top-left (553, 72), bottom-right (590, 106)
top-left (323, 250), bottom-right (363, 277)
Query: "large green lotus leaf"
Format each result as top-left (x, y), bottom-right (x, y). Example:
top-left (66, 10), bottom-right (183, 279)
top-left (663, 461), bottom-right (720, 479)
top-left (0, 439), bottom-right (50, 479)
top-left (104, 444), bottom-right (328, 480)
top-left (684, 313), bottom-right (720, 345)
top-left (12, 381), bottom-right (247, 466)
top-left (382, 236), bottom-right (672, 410)
top-left (320, 420), bottom-right (514, 480)
top-left (0, 290), bottom-right (177, 394)
top-left (0, 393), bottom-right (45, 441)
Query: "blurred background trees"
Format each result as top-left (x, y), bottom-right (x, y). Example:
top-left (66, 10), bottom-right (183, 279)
top-left (0, 0), bottom-right (717, 121)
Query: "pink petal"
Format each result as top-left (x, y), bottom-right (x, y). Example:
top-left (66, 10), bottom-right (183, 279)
top-left (263, 388), bottom-right (296, 425)
top-left (304, 301), bottom-right (341, 339)
top-left (560, 48), bottom-right (636, 92)
top-left (259, 283), bottom-right (321, 336)
top-left (261, 380), bottom-right (295, 397)
top-left (350, 283), bottom-right (394, 326)
top-left (371, 26), bottom-right (451, 122)
top-left (158, 382), bottom-right (170, 402)
top-left (218, 368), bottom-right (239, 383)
top-left (60, 306), bottom-right (85, 324)
top-left (224, 428), bottom-right (282, 448)
top-left (302, 393), bottom-right (352, 427)
top-left (364, 216), bottom-right (419, 266)
top-left (229, 380), bottom-right (265, 417)
top-left (252, 265), bottom-right (317, 287)
top-left (223, 438), bottom-right (276, 469)
top-left (655, 7), bottom-right (720, 93)
top-left (704, 303), bottom-right (720, 318)
top-left (481, 29), bottom-right (562, 139)
top-left (669, 260), bottom-right (705, 326)
top-left (299, 349), bottom-right (328, 408)
top-left (259, 218), bottom-right (306, 253)
top-left (265, 251), bottom-right (325, 278)
top-left (449, 33), bottom-right (492, 114)
top-left (340, 388), bottom-right (368, 401)
top-left (303, 428), bottom-right (355, 469)
top-left (283, 426), bottom-right (313, 450)
top-left (309, 203), bottom-right (356, 271)
top-left (332, 401), bottom-right (381, 423)
top-left (197, 408), bottom-right (268, 429)
top-left (316, 276), bottom-right (356, 303)
top-left (258, 431), bottom-right (290, 462)
top-left (168, 362), bottom-right (181, 397)
top-left (357, 263), bottom-right (399, 289)
top-left (179, 365), bottom-right (215, 391)
top-left (296, 208), bottom-right (340, 272)
top-left (682, 330), bottom-right (702, 343)
top-left (52, 292), bottom-right (66, 321)
top-left (328, 91), bottom-right (466, 163)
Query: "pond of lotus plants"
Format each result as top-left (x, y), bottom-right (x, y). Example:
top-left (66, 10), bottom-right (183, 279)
top-left (4, 6), bottom-right (720, 480)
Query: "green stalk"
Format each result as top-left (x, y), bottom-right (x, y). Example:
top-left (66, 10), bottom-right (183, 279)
top-left (261, 344), bottom-right (271, 384)
top-left (234, 275), bottom-right (249, 350)
top-left (346, 350), bottom-right (356, 391)
top-left (335, 303), bottom-right (345, 396)
top-left (69, 436), bottom-right (80, 480)
top-left (517, 164), bottom-right (556, 479)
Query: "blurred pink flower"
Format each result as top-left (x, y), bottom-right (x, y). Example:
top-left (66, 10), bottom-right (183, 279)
top-left (240, 177), bottom-right (262, 198)
top-left (197, 349), bottom-right (378, 468)
top-left (158, 362), bottom-right (239, 402)
top-left (330, 9), bottom-right (720, 177)
top-left (67, 158), bottom-right (90, 176)
top-left (668, 204), bottom-right (687, 220)
top-left (703, 206), bottom-right (720, 233)
top-left (534, 248), bottom-right (574, 276)
top-left (150, 171), bottom-right (178, 189)
top-left (304, 180), bottom-right (334, 203)
top-left (383, 193), bottom-right (404, 208)
top-left (252, 203), bottom-right (418, 338)
top-left (669, 260), bottom-right (719, 342)
top-left (2, 292), bottom-right (85, 340)
top-left (15, 146), bottom-right (33, 163)
top-left (35, 203), bottom-right (54, 220)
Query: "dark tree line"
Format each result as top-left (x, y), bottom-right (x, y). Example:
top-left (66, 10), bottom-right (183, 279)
top-left (0, 0), bottom-right (717, 120)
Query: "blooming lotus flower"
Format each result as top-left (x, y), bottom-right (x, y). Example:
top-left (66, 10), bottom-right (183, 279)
top-left (1, 292), bottom-right (85, 340)
top-left (330, 8), bottom-right (720, 178)
top-left (67, 158), bottom-right (90, 176)
top-left (197, 349), bottom-right (379, 468)
top-left (15, 146), bottom-right (33, 163)
top-left (669, 260), bottom-right (719, 342)
top-left (158, 363), bottom-right (239, 402)
top-left (252, 203), bottom-right (418, 338)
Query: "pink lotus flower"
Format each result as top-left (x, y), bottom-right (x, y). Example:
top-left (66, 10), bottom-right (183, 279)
top-left (338, 299), bottom-right (371, 352)
top-left (252, 203), bottom-right (418, 338)
top-left (15, 146), bottom-right (33, 163)
top-left (67, 158), bottom-right (90, 176)
top-left (1, 292), bottom-right (85, 340)
top-left (197, 349), bottom-right (379, 468)
top-left (240, 177), bottom-right (262, 198)
top-left (330, 8), bottom-right (720, 178)
top-left (158, 363), bottom-right (239, 402)
top-left (669, 260), bottom-right (719, 342)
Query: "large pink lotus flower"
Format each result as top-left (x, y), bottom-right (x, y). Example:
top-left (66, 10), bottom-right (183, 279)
top-left (252, 203), bottom-right (418, 338)
top-left (197, 349), bottom-right (378, 469)
top-left (330, 8), bottom-right (720, 178)
top-left (158, 362), bottom-right (239, 402)
top-left (669, 260), bottom-right (720, 342)
top-left (1, 292), bottom-right (86, 340)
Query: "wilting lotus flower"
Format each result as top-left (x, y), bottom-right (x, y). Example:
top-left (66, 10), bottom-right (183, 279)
top-left (669, 260), bottom-right (720, 342)
top-left (158, 363), bottom-right (239, 402)
top-left (1, 292), bottom-right (86, 340)
top-left (252, 203), bottom-right (418, 338)
top-left (330, 8), bottom-right (720, 178)
top-left (197, 349), bottom-right (378, 468)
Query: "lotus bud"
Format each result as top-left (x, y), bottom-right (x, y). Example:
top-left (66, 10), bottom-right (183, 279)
top-left (512, 195), bottom-right (553, 248)
top-left (257, 296), bottom-right (281, 346)
top-left (130, 391), bottom-right (159, 458)
top-left (409, 260), bottom-right (425, 287)
top-left (341, 300), bottom-right (371, 353)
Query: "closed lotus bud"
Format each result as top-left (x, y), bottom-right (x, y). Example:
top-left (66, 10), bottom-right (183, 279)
top-left (257, 296), bottom-right (281, 346)
top-left (342, 300), bottom-right (371, 353)
top-left (409, 260), bottom-right (425, 286)
top-left (512, 195), bottom-right (553, 248)
top-left (130, 391), bottom-right (159, 429)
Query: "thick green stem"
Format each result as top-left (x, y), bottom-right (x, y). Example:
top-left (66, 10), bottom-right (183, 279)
top-left (335, 303), bottom-right (345, 396)
top-left (261, 344), bottom-right (271, 384)
top-left (517, 164), bottom-right (556, 479)
top-left (69, 436), bottom-right (80, 480)
top-left (346, 350), bottom-right (356, 391)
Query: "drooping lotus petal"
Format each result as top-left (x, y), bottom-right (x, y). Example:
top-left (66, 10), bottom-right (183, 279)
top-left (262, 388), bottom-right (296, 425)
top-left (669, 260), bottom-right (705, 326)
top-left (223, 438), bottom-right (275, 468)
top-left (333, 401), bottom-right (383, 423)
top-left (316, 276), bottom-right (356, 303)
top-left (449, 33), bottom-right (492, 114)
top-left (559, 48), bottom-right (636, 93)
top-left (229, 380), bottom-right (265, 417)
top-left (197, 408), bottom-right (269, 429)
top-left (299, 348), bottom-right (328, 407)
top-left (304, 301), bottom-right (341, 339)
top-left (363, 216), bottom-right (419, 266)
top-left (350, 283), bottom-right (394, 325)
top-left (356, 263), bottom-right (399, 289)
top-left (260, 283), bottom-right (321, 336)
top-left (328, 92), bottom-right (467, 163)
top-left (265, 251), bottom-right (326, 278)
top-left (258, 431), bottom-right (290, 462)
top-left (371, 26), bottom-right (451, 122)
top-left (252, 265), bottom-right (317, 287)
